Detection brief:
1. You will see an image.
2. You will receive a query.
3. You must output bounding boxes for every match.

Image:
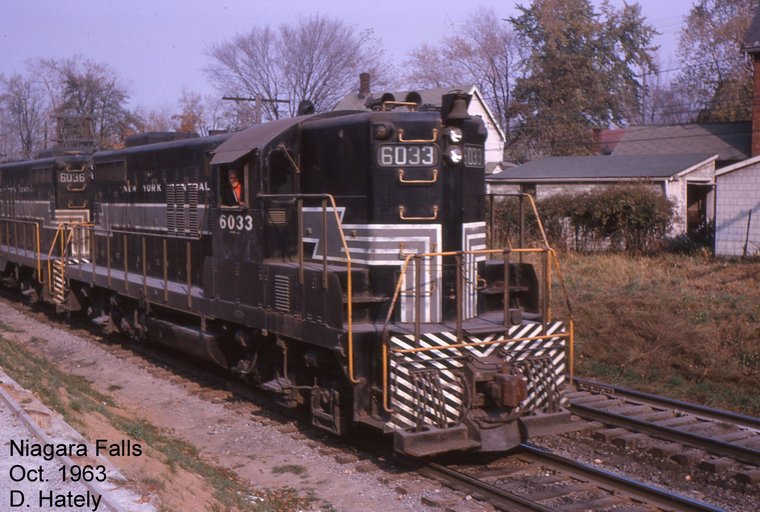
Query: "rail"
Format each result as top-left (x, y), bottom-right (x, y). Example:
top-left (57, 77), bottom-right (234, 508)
top-left (49, 223), bottom-right (201, 309)
top-left (420, 445), bottom-right (724, 512)
top-left (489, 192), bottom-right (576, 373)
top-left (574, 377), bottom-right (760, 429)
top-left (571, 377), bottom-right (760, 466)
top-left (488, 192), bottom-right (550, 250)
top-left (0, 218), bottom-right (42, 282)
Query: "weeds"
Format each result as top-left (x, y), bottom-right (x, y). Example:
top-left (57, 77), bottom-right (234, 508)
top-left (0, 337), bottom-right (310, 512)
top-left (563, 252), bottom-right (760, 415)
top-left (272, 464), bottom-right (307, 475)
top-left (0, 320), bottom-right (21, 332)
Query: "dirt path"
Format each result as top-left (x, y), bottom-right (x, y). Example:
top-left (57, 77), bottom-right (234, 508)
top-left (0, 300), bottom-right (463, 512)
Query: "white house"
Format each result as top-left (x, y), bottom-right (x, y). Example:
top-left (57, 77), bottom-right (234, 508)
top-left (487, 153), bottom-right (718, 236)
top-left (714, 155), bottom-right (760, 257)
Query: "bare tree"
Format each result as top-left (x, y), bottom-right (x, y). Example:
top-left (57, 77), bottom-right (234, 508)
top-left (675, 0), bottom-right (758, 122)
top-left (206, 15), bottom-right (390, 120)
top-left (450, 10), bottom-right (526, 136)
top-left (404, 44), bottom-right (459, 89)
top-left (202, 94), bottom-right (250, 133)
top-left (171, 90), bottom-right (249, 135)
top-left (36, 57), bottom-right (139, 149)
top-left (0, 73), bottom-right (47, 159)
top-left (405, 8), bottom-right (526, 135)
top-left (645, 79), bottom-right (697, 124)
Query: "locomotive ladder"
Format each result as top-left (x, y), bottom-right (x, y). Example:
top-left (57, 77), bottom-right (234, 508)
top-left (47, 222), bottom-right (92, 306)
top-left (50, 259), bottom-right (67, 304)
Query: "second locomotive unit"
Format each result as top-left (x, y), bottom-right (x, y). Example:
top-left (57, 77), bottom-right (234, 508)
top-left (0, 92), bottom-right (572, 456)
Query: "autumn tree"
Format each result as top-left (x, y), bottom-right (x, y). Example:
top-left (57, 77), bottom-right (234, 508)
top-left (675, 0), bottom-right (759, 122)
top-left (206, 15), bottom-right (390, 120)
top-left (509, 0), bottom-right (658, 158)
top-left (171, 90), bottom-right (244, 135)
top-left (405, 8), bottom-right (526, 135)
top-left (173, 90), bottom-right (205, 134)
top-left (136, 105), bottom-right (174, 133)
top-left (0, 73), bottom-right (47, 159)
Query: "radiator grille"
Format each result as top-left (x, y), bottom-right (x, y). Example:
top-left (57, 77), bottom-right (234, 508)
top-left (274, 275), bottom-right (290, 312)
top-left (268, 208), bottom-right (287, 225)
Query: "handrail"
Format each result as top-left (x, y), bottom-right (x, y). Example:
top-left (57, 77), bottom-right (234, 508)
top-left (382, 248), bottom-right (551, 335)
top-left (399, 205), bottom-right (438, 221)
top-left (381, 100), bottom-right (419, 111)
top-left (381, 246), bottom-right (575, 413)
top-left (257, 193), bottom-right (359, 384)
top-left (549, 248), bottom-right (575, 381)
top-left (488, 192), bottom-right (550, 250)
top-left (397, 168), bottom-right (438, 185)
top-left (0, 219), bottom-right (42, 282)
top-left (46, 221), bottom-right (94, 295)
top-left (398, 128), bottom-right (438, 143)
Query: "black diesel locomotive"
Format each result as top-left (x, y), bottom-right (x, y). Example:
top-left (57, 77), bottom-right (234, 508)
top-left (0, 93), bottom-right (572, 456)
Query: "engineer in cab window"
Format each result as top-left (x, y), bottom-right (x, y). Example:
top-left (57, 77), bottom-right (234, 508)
top-left (223, 169), bottom-right (245, 206)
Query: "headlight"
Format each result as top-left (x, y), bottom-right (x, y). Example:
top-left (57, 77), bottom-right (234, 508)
top-left (444, 127), bottom-right (463, 143)
top-left (446, 146), bottom-right (463, 165)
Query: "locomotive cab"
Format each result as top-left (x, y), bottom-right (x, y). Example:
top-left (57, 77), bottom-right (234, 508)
top-left (208, 93), bottom-right (572, 456)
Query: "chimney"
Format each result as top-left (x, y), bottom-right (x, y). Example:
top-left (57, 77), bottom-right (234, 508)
top-left (753, 55), bottom-right (760, 156)
top-left (359, 73), bottom-right (371, 99)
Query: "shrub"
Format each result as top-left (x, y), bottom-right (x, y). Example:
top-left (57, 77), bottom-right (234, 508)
top-left (491, 184), bottom-right (675, 254)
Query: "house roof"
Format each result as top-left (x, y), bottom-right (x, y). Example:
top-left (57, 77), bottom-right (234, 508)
top-left (716, 153), bottom-right (760, 177)
top-left (334, 84), bottom-right (506, 141)
top-left (744, 7), bottom-right (760, 53)
top-left (611, 123), bottom-right (751, 163)
top-left (486, 153), bottom-right (718, 183)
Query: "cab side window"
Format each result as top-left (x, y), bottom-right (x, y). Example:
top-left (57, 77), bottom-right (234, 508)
top-left (222, 167), bottom-right (246, 206)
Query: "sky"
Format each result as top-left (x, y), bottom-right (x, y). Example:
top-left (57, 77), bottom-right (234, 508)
top-left (0, 0), bottom-right (695, 112)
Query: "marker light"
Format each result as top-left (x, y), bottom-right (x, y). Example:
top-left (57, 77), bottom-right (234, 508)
top-left (444, 127), bottom-right (463, 143)
top-left (446, 146), bottom-right (463, 165)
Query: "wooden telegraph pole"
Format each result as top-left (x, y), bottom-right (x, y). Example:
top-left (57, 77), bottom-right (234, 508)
top-left (222, 95), bottom-right (290, 124)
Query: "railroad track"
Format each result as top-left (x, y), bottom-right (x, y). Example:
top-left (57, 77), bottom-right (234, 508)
top-left (568, 377), bottom-right (760, 468)
top-left (7, 294), bottom-right (757, 510)
top-left (421, 444), bottom-right (724, 511)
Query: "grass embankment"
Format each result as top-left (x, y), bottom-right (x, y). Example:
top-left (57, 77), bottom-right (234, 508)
top-left (0, 334), bottom-right (308, 512)
top-left (559, 252), bottom-right (760, 415)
